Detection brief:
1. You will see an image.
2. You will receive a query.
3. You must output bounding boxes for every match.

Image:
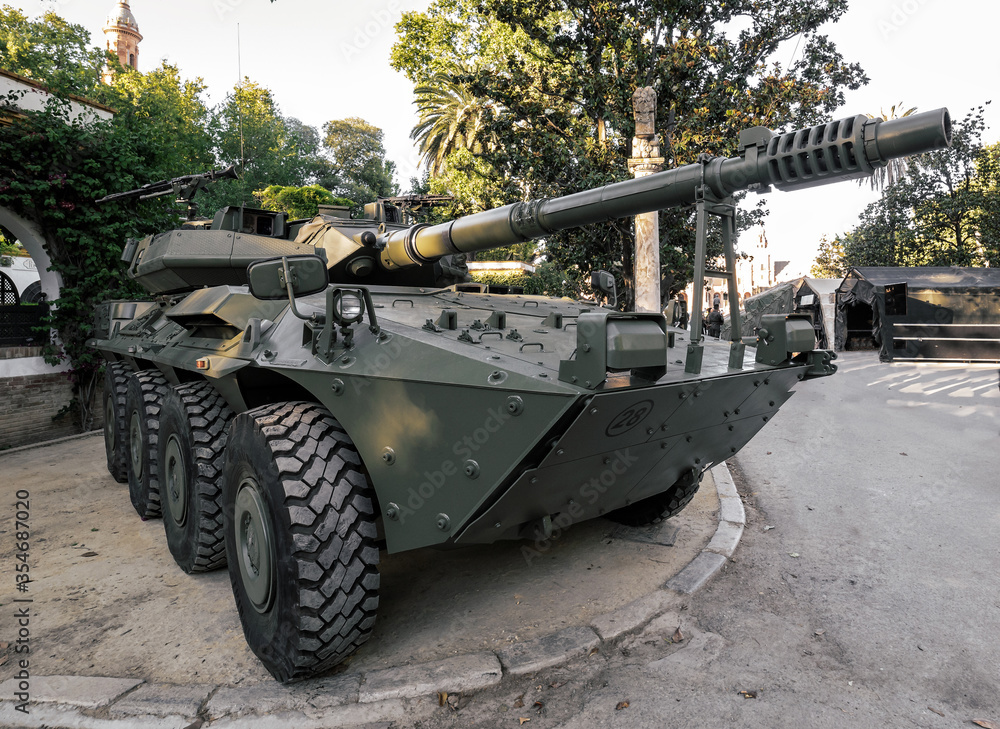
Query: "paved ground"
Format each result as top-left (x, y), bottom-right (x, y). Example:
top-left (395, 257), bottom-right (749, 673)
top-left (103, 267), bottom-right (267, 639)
top-left (0, 416), bottom-right (738, 727)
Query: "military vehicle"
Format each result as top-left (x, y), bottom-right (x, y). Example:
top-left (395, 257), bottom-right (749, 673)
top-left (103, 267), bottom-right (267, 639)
top-left (91, 108), bottom-right (951, 682)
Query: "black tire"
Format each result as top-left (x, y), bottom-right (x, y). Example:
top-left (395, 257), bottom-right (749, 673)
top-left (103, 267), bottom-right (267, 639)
top-left (223, 401), bottom-right (380, 683)
top-left (125, 371), bottom-right (170, 519)
top-left (159, 381), bottom-right (234, 573)
top-left (606, 468), bottom-right (704, 527)
top-left (102, 362), bottom-right (130, 483)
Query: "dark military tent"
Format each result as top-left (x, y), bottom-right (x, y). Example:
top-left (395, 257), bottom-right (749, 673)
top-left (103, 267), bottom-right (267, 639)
top-left (721, 278), bottom-right (840, 348)
top-left (720, 281), bottom-right (795, 342)
top-left (835, 266), bottom-right (1000, 362)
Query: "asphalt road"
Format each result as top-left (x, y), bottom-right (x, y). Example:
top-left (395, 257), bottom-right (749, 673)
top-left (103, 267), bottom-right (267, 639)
top-left (417, 353), bottom-right (1000, 728)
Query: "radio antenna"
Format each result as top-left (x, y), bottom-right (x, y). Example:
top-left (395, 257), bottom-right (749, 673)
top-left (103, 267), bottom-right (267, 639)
top-left (237, 23), bottom-right (245, 203)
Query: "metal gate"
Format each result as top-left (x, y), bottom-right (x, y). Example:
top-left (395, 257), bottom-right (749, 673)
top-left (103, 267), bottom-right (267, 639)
top-left (0, 269), bottom-right (19, 306)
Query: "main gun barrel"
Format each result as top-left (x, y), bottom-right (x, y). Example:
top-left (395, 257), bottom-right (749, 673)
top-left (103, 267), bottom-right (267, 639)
top-left (378, 108), bottom-right (951, 270)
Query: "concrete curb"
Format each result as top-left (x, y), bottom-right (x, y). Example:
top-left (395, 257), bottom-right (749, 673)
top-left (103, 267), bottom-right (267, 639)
top-left (0, 461), bottom-right (746, 728)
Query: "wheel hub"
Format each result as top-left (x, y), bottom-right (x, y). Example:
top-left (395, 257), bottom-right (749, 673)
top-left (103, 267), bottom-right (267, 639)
top-left (128, 410), bottom-right (143, 479)
top-left (104, 394), bottom-right (115, 454)
top-left (235, 476), bottom-right (275, 614)
top-left (163, 434), bottom-right (187, 526)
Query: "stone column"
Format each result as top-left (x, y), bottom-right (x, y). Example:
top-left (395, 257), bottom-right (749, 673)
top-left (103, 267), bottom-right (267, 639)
top-left (628, 87), bottom-right (665, 313)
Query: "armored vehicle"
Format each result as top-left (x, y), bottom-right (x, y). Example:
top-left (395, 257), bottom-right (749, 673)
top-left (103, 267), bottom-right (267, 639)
top-left (91, 108), bottom-right (951, 682)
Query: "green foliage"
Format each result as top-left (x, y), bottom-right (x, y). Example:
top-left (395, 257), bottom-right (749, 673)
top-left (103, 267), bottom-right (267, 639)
top-left (412, 67), bottom-right (497, 176)
top-left (322, 117), bottom-right (398, 207)
top-left (254, 184), bottom-right (353, 220)
top-left (95, 63), bottom-right (215, 177)
top-left (810, 235), bottom-right (847, 278)
top-left (843, 104), bottom-right (999, 268)
top-left (0, 7), bottom-right (105, 97)
top-left (0, 230), bottom-right (19, 256)
top-left (0, 98), bottom-right (176, 429)
top-left (468, 270), bottom-right (529, 289)
top-left (469, 262), bottom-right (574, 297)
top-left (199, 78), bottom-right (324, 212)
top-left (392, 0), bottom-right (867, 308)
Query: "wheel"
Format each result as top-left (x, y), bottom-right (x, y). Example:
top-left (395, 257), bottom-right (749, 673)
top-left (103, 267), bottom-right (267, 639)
top-left (606, 467), bottom-right (704, 527)
top-left (222, 401), bottom-right (380, 683)
top-left (159, 381), bottom-right (234, 572)
top-left (125, 370), bottom-right (170, 519)
top-left (102, 362), bottom-right (130, 483)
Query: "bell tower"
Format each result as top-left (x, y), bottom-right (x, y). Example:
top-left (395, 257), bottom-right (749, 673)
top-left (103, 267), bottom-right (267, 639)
top-left (103, 1), bottom-right (142, 80)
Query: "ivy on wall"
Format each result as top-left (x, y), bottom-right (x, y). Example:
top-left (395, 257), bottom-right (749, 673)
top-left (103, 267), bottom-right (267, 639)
top-left (0, 96), bottom-right (176, 430)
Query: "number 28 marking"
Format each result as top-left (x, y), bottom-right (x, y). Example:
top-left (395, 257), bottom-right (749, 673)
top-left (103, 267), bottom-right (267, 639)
top-left (606, 400), bottom-right (654, 437)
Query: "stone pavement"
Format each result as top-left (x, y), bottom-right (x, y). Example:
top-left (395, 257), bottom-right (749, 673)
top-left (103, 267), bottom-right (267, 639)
top-left (0, 431), bottom-right (744, 729)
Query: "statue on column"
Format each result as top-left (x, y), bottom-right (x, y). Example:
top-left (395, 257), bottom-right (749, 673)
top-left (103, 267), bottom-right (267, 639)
top-left (629, 87), bottom-right (665, 313)
top-left (628, 87), bottom-right (664, 174)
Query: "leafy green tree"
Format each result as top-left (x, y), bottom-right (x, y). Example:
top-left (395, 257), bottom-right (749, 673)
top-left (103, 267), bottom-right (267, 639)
top-left (95, 62), bottom-right (215, 178)
top-left (810, 235), bottom-right (848, 278)
top-left (843, 105), bottom-right (997, 268)
top-left (285, 116), bottom-right (338, 189)
top-left (201, 79), bottom-right (311, 211)
top-left (254, 184), bottom-right (353, 220)
top-left (972, 141), bottom-right (1000, 266)
top-left (322, 117), bottom-right (397, 207)
top-left (0, 7), bottom-right (105, 97)
top-left (392, 0), bottom-right (867, 308)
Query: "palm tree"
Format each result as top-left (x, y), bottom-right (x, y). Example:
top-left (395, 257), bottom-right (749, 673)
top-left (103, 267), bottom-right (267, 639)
top-left (411, 69), bottom-right (494, 176)
top-left (860, 102), bottom-right (917, 192)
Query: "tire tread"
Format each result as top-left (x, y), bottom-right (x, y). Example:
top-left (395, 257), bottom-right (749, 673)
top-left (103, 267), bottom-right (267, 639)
top-left (227, 401), bottom-right (379, 682)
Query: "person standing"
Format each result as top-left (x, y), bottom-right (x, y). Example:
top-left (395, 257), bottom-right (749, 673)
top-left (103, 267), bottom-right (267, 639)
top-left (707, 303), bottom-right (724, 338)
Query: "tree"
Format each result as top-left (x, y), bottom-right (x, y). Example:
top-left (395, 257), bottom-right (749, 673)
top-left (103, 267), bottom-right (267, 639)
top-left (843, 104), bottom-right (997, 268)
top-left (201, 79), bottom-right (320, 212)
top-left (810, 235), bottom-right (848, 278)
top-left (392, 0), bottom-right (868, 308)
top-left (0, 8), bottom-right (105, 97)
top-left (254, 184), bottom-right (353, 220)
top-left (412, 68), bottom-right (496, 176)
top-left (322, 117), bottom-right (397, 207)
top-left (972, 141), bottom-right (1000, 266)
top-left (95, 62), bottom-right (215, 178)
top-left (285, 117), bottom-right (338, 189)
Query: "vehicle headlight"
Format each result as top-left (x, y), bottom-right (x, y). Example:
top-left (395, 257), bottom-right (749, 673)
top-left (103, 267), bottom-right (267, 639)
top-left (331, 290), bottom-right (364, 325)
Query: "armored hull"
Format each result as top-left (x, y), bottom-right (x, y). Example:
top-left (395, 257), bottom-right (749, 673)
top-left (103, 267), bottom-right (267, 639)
top-left (94, 284), bottom-right (815, 554)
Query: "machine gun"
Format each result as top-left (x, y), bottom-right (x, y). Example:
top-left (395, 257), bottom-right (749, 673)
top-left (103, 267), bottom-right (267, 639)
top-left (96, 164), bottom-right (240, 220)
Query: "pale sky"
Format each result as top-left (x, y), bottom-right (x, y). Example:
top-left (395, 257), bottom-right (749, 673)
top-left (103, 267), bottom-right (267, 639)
top-left (13, 0), bottom-right (1000, 271)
